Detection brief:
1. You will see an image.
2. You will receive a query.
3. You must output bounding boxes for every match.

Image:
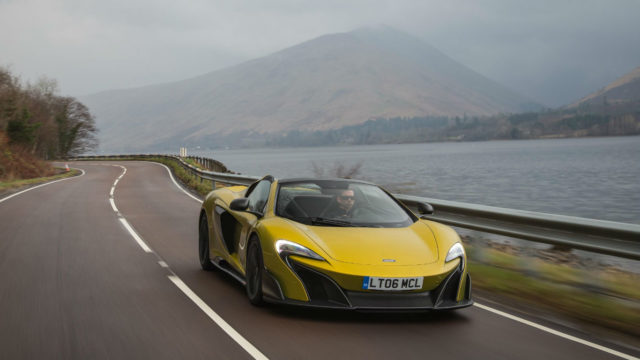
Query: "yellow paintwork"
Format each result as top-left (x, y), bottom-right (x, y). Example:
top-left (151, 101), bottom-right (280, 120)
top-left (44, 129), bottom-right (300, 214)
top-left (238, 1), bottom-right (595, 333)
top-left (202, 179), bottom-right (469, 304)
top-left (423, 219), bottom-right (469, 301)
top-left (287, 221), bottom-right (440, 265)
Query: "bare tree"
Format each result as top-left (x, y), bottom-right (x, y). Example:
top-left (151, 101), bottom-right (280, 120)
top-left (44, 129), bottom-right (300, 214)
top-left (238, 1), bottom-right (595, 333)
top-left (311, 161), bottom-right (325, 177)
top-left (0, 66), bottom-right (20, 130)
top-left (55, 97), bottom-right (98, 157)
top-left (311, 160), bottom-right (364, 179)
top-left (24, 77), bottom-right (59, 154)
top-left (2, 66), bottom-right (99, 158)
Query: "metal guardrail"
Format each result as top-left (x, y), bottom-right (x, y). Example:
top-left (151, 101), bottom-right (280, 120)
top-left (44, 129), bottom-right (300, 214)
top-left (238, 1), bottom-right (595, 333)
top-left (396, 195), bottom-right (640, 261)
top-left (70, 154), bottom-right (640, 260)
top-left (70, 154), bottom-right (257, 185)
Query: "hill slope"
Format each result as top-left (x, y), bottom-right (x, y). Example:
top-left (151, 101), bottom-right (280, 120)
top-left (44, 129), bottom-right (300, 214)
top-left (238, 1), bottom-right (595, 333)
top-left (0, 131), bottom-right (55, 181)
top-left (82, 26), bottom-right (539, 152)
top-left (570, 66), bottom-right (640, 107)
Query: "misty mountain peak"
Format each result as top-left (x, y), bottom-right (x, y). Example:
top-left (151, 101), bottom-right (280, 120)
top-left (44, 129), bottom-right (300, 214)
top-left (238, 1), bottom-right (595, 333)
top-left (82, 27), bottom-right (539, 152)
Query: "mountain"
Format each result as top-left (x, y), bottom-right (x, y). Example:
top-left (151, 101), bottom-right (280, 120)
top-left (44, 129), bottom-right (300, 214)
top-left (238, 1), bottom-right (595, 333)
top-left (82, 26), bottom-right (540, 152)
top-left (570, 66), bottom-right (640, 107)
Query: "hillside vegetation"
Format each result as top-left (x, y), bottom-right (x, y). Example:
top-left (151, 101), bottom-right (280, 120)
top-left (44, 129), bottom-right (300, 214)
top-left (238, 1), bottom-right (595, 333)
top-left (570, 66), bottom-right (640, 107)
top-left (201, 65), bottom-right (640, 148)
top-left (266, 101), bottom-right (640, 147)
top-left (0, 67), bottom-right (97, 181)
top-left (0, 130), bottom-right (55, 180)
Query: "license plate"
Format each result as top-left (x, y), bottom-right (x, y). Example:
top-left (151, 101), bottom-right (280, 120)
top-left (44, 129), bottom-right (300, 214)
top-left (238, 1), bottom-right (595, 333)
top-left (362, 276), bottom-right (423, 291)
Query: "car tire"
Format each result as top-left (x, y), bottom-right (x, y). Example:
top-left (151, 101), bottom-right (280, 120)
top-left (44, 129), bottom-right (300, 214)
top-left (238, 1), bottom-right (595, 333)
top-left (199, 212), bottom-right (215, 271)
top-left (245, 237), bottom-right (264, 306)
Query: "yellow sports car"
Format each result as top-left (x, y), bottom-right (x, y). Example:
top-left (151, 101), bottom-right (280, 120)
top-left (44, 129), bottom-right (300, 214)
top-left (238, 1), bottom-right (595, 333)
top-left (198, 176), bottom-right (472, 310)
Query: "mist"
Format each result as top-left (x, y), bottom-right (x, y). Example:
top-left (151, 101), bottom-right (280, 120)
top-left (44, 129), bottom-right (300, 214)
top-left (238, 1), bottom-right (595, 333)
top-left (1, 0), bottom-right (639, 107)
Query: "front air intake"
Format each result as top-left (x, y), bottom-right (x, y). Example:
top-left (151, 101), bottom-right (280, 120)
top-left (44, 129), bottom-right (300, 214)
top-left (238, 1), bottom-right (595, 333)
top-left (290, 262), bottom-right (350, 307)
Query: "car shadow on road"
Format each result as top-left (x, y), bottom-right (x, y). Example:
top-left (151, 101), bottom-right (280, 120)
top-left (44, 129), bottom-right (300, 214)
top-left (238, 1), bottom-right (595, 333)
top-left (263, 303), bottom-right (471, 325)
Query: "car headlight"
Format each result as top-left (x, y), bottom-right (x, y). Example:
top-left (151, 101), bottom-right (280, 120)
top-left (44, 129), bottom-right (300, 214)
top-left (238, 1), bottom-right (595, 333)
top-left (275, 240), bottom-right (325, 261)
top-left (445, 243), bottom-right (465, 267)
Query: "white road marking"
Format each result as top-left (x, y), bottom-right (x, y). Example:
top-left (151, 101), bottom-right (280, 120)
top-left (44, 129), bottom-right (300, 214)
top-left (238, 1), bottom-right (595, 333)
top-left (168, 275), bottom-right (269, 360)
top-left (109, 162), bottom-right (267, 359)
top-left (109, 198), bottom-right (119, 212)
top-left (110, 187), bottom-right (115, 197)
top-left (118, 218), bottom-right (152, 253)
top-left (474, 303), bottom-right (639, 359)
top-left (152, 162), bottom-right (203, 203)
top-left (108, 165), bottom-right (150, 253)
top-left (4, 161), bottom-right (266, 358)
top-left (0, 169), bottom-right (85, 204)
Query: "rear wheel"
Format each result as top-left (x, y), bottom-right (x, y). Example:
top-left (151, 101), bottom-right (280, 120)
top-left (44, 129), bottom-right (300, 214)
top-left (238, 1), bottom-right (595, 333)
top-left (199, 212), bottom-right (214, 271)
top-left (245, 237), bottom-right (264, 306)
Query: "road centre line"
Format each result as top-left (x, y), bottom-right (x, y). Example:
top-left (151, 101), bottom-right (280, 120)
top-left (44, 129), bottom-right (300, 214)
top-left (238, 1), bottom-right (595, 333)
top-left (473, 303), bottom-right (638, 359)
top-left (0, 168), bottom-right (85, 204)
top-left (109, 166), bottom-right (150, 253)
top-left (118, 218), bottom-right (152, 253)
top-left (109, 198), bottom-right (119, 212)
top-left (109, 163), bottom-right (268, 360)
top-left (168, 275), bottom-right (269, 360)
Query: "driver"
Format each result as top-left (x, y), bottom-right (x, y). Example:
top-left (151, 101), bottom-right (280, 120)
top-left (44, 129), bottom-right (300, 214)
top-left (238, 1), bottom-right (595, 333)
top-left (325, 189), bottom-right (356, 218)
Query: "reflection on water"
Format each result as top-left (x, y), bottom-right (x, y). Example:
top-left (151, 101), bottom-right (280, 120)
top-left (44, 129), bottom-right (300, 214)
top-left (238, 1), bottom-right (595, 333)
top-left (193, 136), bottom-right (640, 224)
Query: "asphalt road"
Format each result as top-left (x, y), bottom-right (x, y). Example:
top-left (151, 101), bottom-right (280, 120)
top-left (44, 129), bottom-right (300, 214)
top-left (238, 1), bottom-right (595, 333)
top-left (0, 161), bottom-right (637, 360)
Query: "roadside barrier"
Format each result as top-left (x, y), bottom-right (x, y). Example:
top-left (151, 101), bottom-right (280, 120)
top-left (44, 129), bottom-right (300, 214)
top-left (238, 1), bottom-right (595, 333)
top-left (69, 154), bottom-right (640, 260)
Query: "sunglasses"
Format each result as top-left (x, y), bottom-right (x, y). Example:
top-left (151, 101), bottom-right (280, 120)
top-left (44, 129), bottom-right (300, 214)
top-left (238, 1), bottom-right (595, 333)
top-left (339, 195), bottom-right (355, 201)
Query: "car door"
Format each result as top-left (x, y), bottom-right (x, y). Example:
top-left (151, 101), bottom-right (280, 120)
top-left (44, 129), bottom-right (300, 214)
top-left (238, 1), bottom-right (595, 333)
top-left (229, 179), bottom-right (272, 272)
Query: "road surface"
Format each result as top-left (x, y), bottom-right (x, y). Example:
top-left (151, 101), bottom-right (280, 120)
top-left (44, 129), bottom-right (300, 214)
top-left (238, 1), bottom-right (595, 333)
top-left (0, 161), bottom-right (637, 359)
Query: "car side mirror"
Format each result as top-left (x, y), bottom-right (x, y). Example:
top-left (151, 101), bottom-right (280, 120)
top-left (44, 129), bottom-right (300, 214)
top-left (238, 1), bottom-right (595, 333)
top-left (230, 198), bottom-right (250, 211)
top-left (417, 202), bottom-right (434, 216)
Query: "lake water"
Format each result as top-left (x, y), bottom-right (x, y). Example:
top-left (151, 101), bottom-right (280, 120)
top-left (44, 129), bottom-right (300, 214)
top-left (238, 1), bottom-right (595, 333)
top-left (193, 136), bottom-right (640, 224)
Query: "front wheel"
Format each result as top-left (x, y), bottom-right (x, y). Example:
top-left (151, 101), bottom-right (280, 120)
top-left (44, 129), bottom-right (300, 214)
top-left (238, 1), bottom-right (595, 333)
top-left (245, 237), bottom-right (264, 306)
top-left (199, 212), bottom-right (214, 271)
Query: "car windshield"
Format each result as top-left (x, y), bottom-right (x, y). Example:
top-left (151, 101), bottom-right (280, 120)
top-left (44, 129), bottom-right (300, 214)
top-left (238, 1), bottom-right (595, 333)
top-left (276, 180), bottom-right (415, 228)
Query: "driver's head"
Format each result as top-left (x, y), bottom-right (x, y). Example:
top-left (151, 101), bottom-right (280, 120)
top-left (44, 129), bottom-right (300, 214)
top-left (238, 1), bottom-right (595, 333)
top-left (337, 189), bottom-right (355, 212)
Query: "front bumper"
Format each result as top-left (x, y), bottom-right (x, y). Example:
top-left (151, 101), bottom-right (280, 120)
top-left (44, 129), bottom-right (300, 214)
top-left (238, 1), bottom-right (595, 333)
top-left (263, 261), bottom-right (473, 310)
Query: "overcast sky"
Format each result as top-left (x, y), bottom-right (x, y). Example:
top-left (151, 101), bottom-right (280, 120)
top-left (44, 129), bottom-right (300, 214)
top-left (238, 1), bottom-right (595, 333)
top-left (1, 0), bottom-right (639, 107)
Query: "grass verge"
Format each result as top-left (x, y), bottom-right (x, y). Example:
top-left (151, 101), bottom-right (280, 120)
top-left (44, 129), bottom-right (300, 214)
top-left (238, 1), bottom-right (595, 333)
top-left (145, 156), bottom-right (214, 197)
top-left (465, 241), bottom-right (640, 339)
top-left (0, 167), bottom-right (81, 194)
top-left (182, 157), bottom-right (203, 169)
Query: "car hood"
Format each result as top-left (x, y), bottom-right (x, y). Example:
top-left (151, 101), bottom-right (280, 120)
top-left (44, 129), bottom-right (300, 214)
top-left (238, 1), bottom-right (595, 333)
top-left (296, 221), bottom-right (439, 265)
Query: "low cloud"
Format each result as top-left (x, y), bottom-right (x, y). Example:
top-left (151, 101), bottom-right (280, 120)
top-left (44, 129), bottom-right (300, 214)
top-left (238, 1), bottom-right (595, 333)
top-left (1, 0), bottom-right (638, 106)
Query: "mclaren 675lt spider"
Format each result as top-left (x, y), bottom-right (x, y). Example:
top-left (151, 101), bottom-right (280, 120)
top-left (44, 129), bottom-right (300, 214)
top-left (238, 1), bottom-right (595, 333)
top-left (198, 176), bottom-right (472, 310)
